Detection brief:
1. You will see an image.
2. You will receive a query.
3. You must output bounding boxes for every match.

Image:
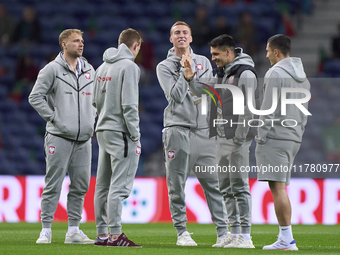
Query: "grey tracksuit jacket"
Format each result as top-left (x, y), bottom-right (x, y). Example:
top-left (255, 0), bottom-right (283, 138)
top-left (256, 57), bottom-right (310, 144)
top-left (28, 52), bottom-right (96, 141)
top-left (156, 47), bottom-right (213, 129)
top-left (157, 47), bottom-right (228, 237)
top-left (93, 43), bottom-right (140, 141)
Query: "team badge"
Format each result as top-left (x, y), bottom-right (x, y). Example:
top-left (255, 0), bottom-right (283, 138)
top-left (49, 146), bottom-right (56, 155)
top-left (196, 64), bottom-right (203, 71)
top-left (227, 75), bottom-right (234, 84)
top-left (136, 146), bottom-right (141, 155)
top-left (168, 151), bottom-right (175, 159)
top-left (85, 72), bottom-right (91, 79)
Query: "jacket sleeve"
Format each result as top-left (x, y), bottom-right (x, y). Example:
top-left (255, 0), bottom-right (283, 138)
top-left (255, 70), bottom-right (281, 144)
top-left (156, 62), bottom-right (188, 104)
top-left (234, 70), bottom-right (257, 144)
top-left (92, 69), bottom-right (99, 109)
top-left (28, 63), bottom-right (55, 122)
top-left (121, 63), bottom-right (140, 141)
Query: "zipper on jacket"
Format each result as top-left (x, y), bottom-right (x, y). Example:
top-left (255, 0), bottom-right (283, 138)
top-left (75, 73), bottom-right (81, 141)
top-left (75, 69), bottom-right (92, 141)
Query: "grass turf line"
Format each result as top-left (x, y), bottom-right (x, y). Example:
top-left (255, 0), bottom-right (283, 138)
top-left (0, 223), bottom-right (339, 255)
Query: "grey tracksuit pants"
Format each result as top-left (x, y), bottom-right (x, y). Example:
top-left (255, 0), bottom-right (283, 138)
top-left (162, 126), bottom-right (228, 237)
top-left (216, 136), bottom-right (252, 234)
top-left (94, 130), bottom-right (140, 235)
top-left (41, 133), bottom-right (91, 228)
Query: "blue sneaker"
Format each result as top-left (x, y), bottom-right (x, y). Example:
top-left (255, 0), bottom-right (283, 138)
top-left (263, 239), bottom-right (298, 250)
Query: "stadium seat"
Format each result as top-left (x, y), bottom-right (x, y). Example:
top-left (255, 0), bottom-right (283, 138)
top-left (155, 18), bottom-right (176, 33)
top-left (144, 3), bottom-right (170, 19)
top-left (0, 85), bottom-right (8, 100)
top-left (255, 18), bottom-right (276, 43)
top-left (0, 99), bottom-right (19, 114)
top-left (120, 3), bottom-right (144, 19)
top-left (323, 60), bottom-right (340, 77)
top-left (0, 158), bottom-right (21, 175)
top-left (130, 17), bottom-right (153, 32)
top-left (174, 1), bottom-right (196, 19)
top-left (153, 42), bottom-right (171, 62)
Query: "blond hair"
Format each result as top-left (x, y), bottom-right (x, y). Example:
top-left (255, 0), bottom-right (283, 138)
top-left (118, 28), bottom-right (143, 48)
top-left (59, 29), bottom-right (83, 51)
top-left (170, 21), bottom-right (191, 35)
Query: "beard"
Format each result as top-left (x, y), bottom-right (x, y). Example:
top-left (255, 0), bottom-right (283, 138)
top-left (66, 49), bottom-right (83, 58)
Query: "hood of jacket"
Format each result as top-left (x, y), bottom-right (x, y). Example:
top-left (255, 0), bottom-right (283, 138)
top-left (224, 47), bottom-right (254, 74)
top-left (103, 43), bottom-right (135, 63)
top-left (273, 57), bottom-right (306, 82)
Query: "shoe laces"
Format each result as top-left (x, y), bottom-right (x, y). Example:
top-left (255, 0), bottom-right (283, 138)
top-left (40, 230), bottom-right (50, 237)
top-left (181, 231), bottom-right (193, 241)
top-left (225, 234), bottom-right (234, 242)
top-left (78, 230), bottom-right (88, 238)
top-left (233, 235), bottom-right (245, 245)
top-left (217, 234), bottom-right (232, 244)
top-left (271, 238), bottom-right (287, 247)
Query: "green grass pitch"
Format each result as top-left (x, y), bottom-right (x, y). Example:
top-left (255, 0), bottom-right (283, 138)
top-left (0, 223), bottom-right (339, 254)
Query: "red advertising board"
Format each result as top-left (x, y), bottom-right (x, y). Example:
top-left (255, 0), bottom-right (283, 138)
top-left (0, 176), bottom-right (339, 224)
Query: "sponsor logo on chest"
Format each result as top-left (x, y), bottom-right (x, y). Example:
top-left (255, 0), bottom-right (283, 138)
top-left (97, 76), bottom-right (112, 82)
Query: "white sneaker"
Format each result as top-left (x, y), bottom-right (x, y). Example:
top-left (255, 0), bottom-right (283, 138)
top-left (176, 231), bottom-right (197, 246)
top-left (224, 235), bottom-right (255, 248)
top-left (64, 230), bottom-right (94, 244)
top-left (263, 239), bottom-right (298, 250)
top-left (212, 232), bottom-right (234, 247)
top-left (36, 230), bottom-right (52, 244)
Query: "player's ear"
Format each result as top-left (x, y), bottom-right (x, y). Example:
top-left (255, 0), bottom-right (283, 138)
top-left (169, 35), bottom-right (173, 43)
top-left (189, 35), bottom-right (192, 43)
top-left (133, 41), bottom-right (138, 52)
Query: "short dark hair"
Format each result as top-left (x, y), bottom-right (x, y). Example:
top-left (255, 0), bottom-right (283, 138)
top-left (267, 34), bottom-right (291, 56)
top-left (208, 34), bottom-right (235, 51)
top-left (118, 28), bottom-right (143, 48)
